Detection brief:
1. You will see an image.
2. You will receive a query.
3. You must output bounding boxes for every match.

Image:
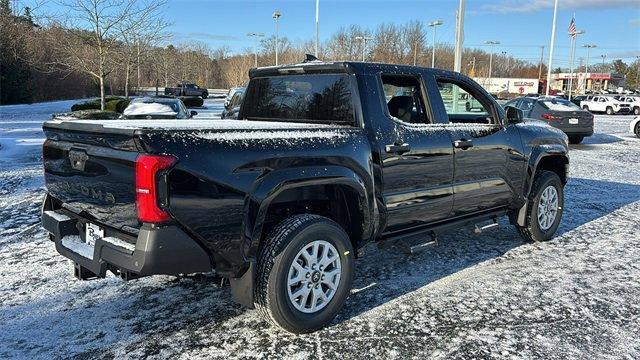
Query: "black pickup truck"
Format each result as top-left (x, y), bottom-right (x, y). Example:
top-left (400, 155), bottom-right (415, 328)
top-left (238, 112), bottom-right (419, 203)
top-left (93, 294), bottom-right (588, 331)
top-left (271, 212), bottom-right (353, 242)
top-left (164, 83), bottom-right (208, 98)
top-left (41, 61), bottom-right (569, 333)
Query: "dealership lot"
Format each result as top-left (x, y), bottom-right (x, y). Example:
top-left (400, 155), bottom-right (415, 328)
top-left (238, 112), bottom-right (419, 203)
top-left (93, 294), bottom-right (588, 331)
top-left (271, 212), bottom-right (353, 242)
top-left (0, 101), bottom-right (639, 358)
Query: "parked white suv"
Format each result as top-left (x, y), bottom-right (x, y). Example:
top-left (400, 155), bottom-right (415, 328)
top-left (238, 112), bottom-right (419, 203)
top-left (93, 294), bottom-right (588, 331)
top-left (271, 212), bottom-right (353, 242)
top-left (581, 95), bottom-right (632, 115)
top-left (615, 96), bottom-right (640, 115)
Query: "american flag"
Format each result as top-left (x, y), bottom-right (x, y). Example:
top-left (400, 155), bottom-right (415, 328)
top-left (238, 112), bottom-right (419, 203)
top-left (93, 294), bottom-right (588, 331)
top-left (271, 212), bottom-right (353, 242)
top-left (568, 17), bottom-right (577, 37)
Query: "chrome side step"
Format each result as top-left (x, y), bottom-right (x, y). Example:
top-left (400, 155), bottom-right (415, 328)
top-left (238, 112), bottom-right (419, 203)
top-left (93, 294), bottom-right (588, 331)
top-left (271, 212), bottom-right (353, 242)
top-left (474, 217), bottom-right (500, 234)
top-left (396, 231), bottom-right (438, 255)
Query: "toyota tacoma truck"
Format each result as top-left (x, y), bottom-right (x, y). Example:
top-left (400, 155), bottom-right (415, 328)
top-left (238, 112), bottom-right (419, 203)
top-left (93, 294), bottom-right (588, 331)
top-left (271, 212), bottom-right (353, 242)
top-left (41, 61), bottom-right (569, 334)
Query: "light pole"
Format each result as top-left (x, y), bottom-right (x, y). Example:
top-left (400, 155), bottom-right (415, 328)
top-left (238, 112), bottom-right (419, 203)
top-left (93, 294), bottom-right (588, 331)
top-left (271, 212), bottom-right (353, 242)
top-left (545, 0), bottom-right (559, 95)
top-left (428, 20), bottom-right (443, 68)
top-left (247, 32), bottom-right (265, 68)
top-left (272, 10), bottom-right (282, 66)
top-left (355, 35), bottom-right (373, 62)
top-left (315, 0), bottom-right (320, 57)
top-left (601, 54), bottom-right (606, 66)
top-left (567, 29), bottom-right (584, 100)
top-left (485, 40), bottom-right (500, 90)
top-left (582, 44), bottom-right (596, 93)
top-left (501, 51), bottom-right (510, 77)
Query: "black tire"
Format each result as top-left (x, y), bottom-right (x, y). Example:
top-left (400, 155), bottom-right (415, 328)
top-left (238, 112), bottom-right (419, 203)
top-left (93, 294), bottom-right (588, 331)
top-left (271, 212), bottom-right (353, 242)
top-left (634, 107), bottom-right (640, 115)
top-left (255, 214), bottom-right (355, 333)
top-left (568, 136), bottom-right (584, 144)
top-left (606, 106), bottom-right (614, 115)
top-left (516, 170), bottom-right (564, 242)
top-left (582, 105), bottom-right (589, 112)
top-left (202, 92), bottom-right (208, 99)
top-left (635, 123), bottom-right (640, 138)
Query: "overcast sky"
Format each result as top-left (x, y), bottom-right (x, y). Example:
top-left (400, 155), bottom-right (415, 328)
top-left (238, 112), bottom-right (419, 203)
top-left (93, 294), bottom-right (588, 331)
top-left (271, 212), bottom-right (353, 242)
top-left (28, 0), bottom-right (640, 66)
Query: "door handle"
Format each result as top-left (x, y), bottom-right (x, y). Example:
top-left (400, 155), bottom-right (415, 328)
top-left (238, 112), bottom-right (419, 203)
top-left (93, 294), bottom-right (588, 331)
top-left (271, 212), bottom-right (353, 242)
top-left (385, 143), bottom-right (411, 154)
top-left (453, 139), bottom-right (474, 150)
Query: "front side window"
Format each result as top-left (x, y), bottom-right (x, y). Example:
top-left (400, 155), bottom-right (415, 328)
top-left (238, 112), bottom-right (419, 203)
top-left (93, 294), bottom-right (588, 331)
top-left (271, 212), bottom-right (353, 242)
top-left (242, 74), bottom-right (355, 125)
top-left (436, 80), bottom-right (496, 124)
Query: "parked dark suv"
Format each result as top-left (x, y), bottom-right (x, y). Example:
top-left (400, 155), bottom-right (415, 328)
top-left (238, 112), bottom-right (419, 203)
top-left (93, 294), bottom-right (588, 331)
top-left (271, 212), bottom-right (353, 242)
top-left (42, 61), bottom-right (569, 334)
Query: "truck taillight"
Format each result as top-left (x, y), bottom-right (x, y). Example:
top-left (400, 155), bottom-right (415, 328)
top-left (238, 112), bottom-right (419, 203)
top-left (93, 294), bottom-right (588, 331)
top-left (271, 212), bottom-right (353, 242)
top-left (135, 154), bottom-right (177, 223)
top-left (541, 114), bottom-right (558, 121)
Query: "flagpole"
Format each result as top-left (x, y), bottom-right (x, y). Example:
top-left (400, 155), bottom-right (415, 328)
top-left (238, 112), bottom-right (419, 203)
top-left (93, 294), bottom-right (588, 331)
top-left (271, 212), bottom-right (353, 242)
top-left (568, 35), bottom-right (576, 100)
top-left (545, 0), bottom-right (559, 96)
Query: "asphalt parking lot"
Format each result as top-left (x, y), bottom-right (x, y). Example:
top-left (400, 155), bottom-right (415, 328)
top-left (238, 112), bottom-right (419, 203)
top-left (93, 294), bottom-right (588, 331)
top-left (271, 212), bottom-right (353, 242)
top-left (0, 105), bottom-right (639, 359)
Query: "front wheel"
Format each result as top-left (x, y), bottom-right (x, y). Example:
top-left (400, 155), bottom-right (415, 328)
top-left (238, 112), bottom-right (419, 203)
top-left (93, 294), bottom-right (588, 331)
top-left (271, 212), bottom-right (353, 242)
top-left (516, 170), bottom-right (564, 242)
top-left (635, 123), bottom-right (640, 138)
top-left (202, 92), bottom-right (208, 99)
top-left (634, 107), bottom-right (640, 115)
top-left (255, 214), bottom-right (355, 333)
top-left (582, 105), bottom-right (589, 112)
top-left (606, 106), bottom-right (614, 115)
top-left (568, 136), bottom-right (584, 144)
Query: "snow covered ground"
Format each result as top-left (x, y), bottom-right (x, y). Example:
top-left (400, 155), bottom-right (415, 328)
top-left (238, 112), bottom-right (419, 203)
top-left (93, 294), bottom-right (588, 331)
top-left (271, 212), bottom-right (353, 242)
top-left (1, 100), bottom-right (639, 359)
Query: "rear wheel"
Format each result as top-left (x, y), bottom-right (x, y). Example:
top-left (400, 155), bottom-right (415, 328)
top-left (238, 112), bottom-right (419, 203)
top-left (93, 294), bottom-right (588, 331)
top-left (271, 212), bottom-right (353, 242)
top-left (606, 106), bottom-right (614, 115)
top-left (634, 107), bottom-right (640, 115)
top-left (202, 92), bottom-right (208, 99)
top-left (568, 136), bottom-right (584, 144)
top-left (516, 170), bottom-right (564, 242)
top-left (255, 214), bottom-right (354, 333)
top-left (635, 123), bottom-right (640, 138)
top-left (582, 105), bottom-right (589, 111)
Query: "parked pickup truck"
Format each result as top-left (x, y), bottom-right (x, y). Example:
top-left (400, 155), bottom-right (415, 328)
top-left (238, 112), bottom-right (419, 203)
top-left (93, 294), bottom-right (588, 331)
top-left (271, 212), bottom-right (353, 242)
top-left (164, 83), bottom-right (208, 98)
top-left (41, 61), bottom-right (569, 334)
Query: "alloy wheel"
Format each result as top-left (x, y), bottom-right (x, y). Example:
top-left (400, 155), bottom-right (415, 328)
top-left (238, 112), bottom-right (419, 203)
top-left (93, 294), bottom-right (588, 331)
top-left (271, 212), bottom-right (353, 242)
top-left (287, 240), bottom-right (342, 314)
top-left (537, 185), bottom-right (559, 231)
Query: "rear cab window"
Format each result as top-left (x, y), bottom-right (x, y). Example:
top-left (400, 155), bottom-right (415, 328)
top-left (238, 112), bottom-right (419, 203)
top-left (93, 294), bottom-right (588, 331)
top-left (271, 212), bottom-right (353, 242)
top-left (242, 74), bottom-right (356, 125)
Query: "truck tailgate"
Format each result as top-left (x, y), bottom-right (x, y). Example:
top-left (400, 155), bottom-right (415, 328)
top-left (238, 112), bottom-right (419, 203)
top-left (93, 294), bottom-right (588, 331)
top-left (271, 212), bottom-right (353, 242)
top-left (42, 123), bottom-right (141, 232)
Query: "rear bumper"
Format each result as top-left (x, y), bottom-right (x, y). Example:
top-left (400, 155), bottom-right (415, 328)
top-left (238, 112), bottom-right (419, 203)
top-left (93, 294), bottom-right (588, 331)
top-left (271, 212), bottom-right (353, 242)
top-left (42, 194), bottom-right (212, 279)
top-left (553, 125), bottom-right (594, 137)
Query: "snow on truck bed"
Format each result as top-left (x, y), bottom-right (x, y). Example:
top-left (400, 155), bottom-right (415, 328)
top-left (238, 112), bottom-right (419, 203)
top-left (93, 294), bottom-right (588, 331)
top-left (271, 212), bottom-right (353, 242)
top-left (46, 118), bottom-right (348, 131)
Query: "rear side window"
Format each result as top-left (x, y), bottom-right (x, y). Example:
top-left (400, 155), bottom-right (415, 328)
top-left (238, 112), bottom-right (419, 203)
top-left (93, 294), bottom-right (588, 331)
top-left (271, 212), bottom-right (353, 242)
top-left (242, 74), bottom-right (355, 125)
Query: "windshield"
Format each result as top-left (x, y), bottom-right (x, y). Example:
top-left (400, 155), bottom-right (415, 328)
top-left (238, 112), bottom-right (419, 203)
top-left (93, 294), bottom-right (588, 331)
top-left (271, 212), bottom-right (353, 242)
top-left (242, 74), bottom-right (355, 125)
top-left (540, 98), bottom-right (580, 111)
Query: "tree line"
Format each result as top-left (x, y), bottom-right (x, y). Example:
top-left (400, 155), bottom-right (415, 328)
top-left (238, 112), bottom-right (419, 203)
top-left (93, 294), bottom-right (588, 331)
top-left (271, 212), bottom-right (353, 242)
top-left (1, 0), bottom-right (638, 106)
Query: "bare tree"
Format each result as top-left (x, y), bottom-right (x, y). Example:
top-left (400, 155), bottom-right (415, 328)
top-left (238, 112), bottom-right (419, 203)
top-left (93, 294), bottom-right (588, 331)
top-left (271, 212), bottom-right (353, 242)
top-left (50, 0), bottom-right (152, 109)
top-left (114, 0), bottom-right (168, 97)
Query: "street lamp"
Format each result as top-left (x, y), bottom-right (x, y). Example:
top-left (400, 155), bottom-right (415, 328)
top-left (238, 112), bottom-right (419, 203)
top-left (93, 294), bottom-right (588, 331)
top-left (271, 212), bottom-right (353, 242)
top-left (247, 32), bottom-right (265, 68)
top-left (272, 10), bottom-right (282, 66)
top-left (355, 35), bottom-right (373, 62)
top-left (485, 40), bottom-right (500, 89)
top-left (428, 20), bottom-right (443, 68)
top-left (601, 54), bottom-right (607, 66)
top-left (582, 44), bottom-right (596, 93)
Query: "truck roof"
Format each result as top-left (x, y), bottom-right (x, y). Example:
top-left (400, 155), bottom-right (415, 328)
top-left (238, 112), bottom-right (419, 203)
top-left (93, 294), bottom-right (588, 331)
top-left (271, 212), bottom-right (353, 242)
top-left (249, 60), bottom-right (462, 79)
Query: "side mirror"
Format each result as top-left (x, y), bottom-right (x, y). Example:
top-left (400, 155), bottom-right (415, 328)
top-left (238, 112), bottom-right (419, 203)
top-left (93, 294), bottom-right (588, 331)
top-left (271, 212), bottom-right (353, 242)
top-left (505, 105), bottom-right (523, 124)
top-left (190, 110), bottom-right (198, 117)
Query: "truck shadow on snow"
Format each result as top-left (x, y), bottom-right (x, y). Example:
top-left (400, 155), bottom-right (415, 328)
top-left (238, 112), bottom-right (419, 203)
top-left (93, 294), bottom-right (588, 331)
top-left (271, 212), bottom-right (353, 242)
top-left (4, 179), bottom-right (639, 357)
top-left (335, 177), bottom-right (640, 325)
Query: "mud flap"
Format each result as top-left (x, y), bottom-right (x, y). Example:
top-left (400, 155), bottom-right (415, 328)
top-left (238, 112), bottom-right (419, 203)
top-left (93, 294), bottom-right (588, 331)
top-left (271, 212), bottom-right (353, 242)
top-left (229, 261), bottom-right (255, 309)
